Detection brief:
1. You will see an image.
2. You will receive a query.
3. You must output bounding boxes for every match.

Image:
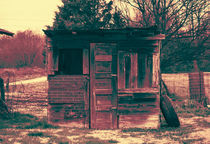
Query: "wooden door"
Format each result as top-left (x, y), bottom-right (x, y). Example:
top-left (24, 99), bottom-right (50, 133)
top-left (90, 43), bottom-right (118, 129)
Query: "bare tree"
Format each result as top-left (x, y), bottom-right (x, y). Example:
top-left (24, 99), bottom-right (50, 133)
top-left (119, 0), bottom-right (209, 72)
top-left (0, 30), bottom-right (45, 68)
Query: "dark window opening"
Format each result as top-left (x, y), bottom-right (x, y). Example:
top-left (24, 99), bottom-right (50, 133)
top-left (59, 49), bottom-right (83, 75)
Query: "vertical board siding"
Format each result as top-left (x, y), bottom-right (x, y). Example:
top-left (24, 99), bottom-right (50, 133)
top-left (95, 79), bottom-right (112, 89)
top-left (90, 43), bottom-right (96, 128)
top-left (95, 61), bottom-right (112, 73)
top-left (138, 53), bottom-right (146, 88)
top-left (118, 51), bottom-right (125, 89)
top-left (152, 52), bottom-right (159, 88)
top-left (111, 45), bottom-right (118, 129)
top-left (204, 72), bottom-right (210, 104)
top-left (47, 49), bottom-right (54, 75)
top-left (91, 43), bottom-right (117, 129)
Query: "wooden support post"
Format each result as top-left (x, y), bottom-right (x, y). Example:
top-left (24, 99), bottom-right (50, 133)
top-left (83, 49), bottom-right (89, 74)
top-left (90, 43), bottom-right (96, 128)
top-left (111, 45), bottom-right (118, 129)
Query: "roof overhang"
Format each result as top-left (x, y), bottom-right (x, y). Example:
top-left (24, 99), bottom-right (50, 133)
top-left (0, 29), bottom-right (14, 36)
top-left (43, 27), bottom-right (165, 41)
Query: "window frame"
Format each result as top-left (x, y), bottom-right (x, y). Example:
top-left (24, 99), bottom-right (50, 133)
top-left (118, 51), bottom-right (153, 90)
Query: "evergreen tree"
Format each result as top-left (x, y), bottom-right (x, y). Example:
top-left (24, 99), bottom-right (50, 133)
top-left (52, 0), bottom-right (126, 30)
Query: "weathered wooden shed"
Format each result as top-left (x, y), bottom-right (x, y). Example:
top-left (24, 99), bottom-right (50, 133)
top-left (43, 27), bottom-right (165, 129)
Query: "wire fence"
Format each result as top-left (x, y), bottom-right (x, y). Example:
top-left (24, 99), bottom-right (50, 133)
top-left (0, 71), bottom-right (48, 118)
top-left (162, 72), bottom-right (210, 104)
top-left (1, 71), bottom-right (209, 118)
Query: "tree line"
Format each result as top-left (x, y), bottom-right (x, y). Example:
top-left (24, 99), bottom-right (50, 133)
top-left (0, 0), bottom-right (209, 72)
top-left (49, 0), bottom-right (209, 72)
top-left (0, 30), bottom-right (45, 68)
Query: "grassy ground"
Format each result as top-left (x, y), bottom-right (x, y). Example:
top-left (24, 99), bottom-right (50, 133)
top-left (0, 67), bottom-right (209, 143)
top-left (0, 99), bottom-right (209, 144)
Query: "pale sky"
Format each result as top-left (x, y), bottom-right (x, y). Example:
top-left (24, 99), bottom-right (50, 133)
top-left (0, 0), bottom-right (62, 34)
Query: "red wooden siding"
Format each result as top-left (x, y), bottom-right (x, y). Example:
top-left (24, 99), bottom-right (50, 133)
top-left (48, 75), bottom-right (89, 128)
top-left (90, 43), bottom-right (118, 129)
top-left (44, 28), bottom-right (165, 129)
top-left (118, 51), bottom-right (153, 89)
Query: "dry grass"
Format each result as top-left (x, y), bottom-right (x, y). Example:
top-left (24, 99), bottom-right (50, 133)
top-left (0, 68), bottom-right (209, 144)
top-left (0, 67), bottom-right (46, 82)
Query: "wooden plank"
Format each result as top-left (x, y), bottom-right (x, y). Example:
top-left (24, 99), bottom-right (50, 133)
top-left (125, 54), bottom-right (131, 88)
top-left (95, 112), bottom-right (112, 129)
top-left (95, 55), bottom-right (112, 61)
top-left (49, 84), bottom-right (85, 90)
top-left (47, 30), bottom-right (165, 42)
top-left (95, 61), bottom-right (112, 73)
top-left (111, 44), bottom-right (118, 129)
top-left (47, 49), bottom-right (54, 75)
top-left (118, 88), bottom-right (159, 94)
top-left (138, 53), bottom-right (146, 88)
top-left (95, 89), bottom-right (112, 95)
top-left (144, 54), bottom-right (153, 88)
top-left (83, 49), bottom-right (89, 74)
top-left (95, 79), bottom-right (112, 89)
top-left (48, 75), bottom-right (88, 80)
top-left (95, 44), bottom-right (112, 55)
top-left (143, 55), bottom-right (150, 87)
top-left (95, 73), bottom-right (112, 78)
top-left (96, 96), bottom-right (111, 105)
top-left (152, 52), bottom-right (159, 87)
top-left (118, 51), bottom-right (125, 89)
top-left (54, 50), bottom-right (59, 72)
top-left (111, 75), bottom-right (118, 129)
top-left (90, 43), bottom-right (96, 128)
top-left (84, 80), bottom-right (89, 128)
top-left (130, 53), bottom-right (138, 88)
top-left (96, 105), bottom-right (112, 111)
top-left (118, 93), bottom-right (133, 97)
top-left (112, 45), bottom-right (117, 74)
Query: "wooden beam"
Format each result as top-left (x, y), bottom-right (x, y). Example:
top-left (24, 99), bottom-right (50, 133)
top-left (83, 49), bottom-right (89, 74)
top-left (118, 88), bottom-right (159, 94)
top-left (111, 44), bottom-right (118, 129)
top-left (90, 43), bottom-right (96, 129)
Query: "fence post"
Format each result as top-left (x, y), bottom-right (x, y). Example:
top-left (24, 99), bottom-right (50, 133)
top-left (0, 77), bottom-right (5, 102)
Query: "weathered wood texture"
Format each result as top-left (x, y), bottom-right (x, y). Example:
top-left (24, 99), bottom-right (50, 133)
top-left (44, 28), bottom-right (164, 129)
top-left (117, 92), bottom-right (160, 129)
top-left (152, 51), bottom-right (160, 88)
top-left (46, 37), bottom-right (58, 75)
top-left (90, 43), bottom-right (118, 129)
top-left (48, 75), bottom-right (89, 128)
top-left (118, 51), bottom-right (154, 89)
top-left (43, 29), bottom-right (165, 43)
